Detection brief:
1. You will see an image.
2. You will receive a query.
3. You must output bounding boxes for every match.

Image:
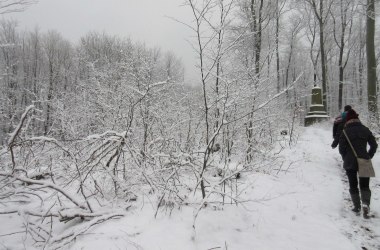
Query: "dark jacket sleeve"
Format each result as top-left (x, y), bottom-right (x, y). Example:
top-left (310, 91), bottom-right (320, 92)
top-left (331, 136), bottom-right (339, 148)
top-left (367, 131), bottom-right (378, 159)
top-left (339, 130), bottom-right (348, 157)
top-left (332, 122), bottom-right (345, 147)
top-left (333, 122), bottom-right (338, 138)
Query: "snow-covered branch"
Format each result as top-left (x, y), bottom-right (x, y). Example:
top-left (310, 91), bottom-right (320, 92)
top-left (49, 213), bottom-right (125, 249)
top-left (0, 172), bottom-right (87, 209)
top-left (7, 105), bottom-right (34, 146)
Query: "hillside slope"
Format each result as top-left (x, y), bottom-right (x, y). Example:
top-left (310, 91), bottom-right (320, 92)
top-left (71, 124), bottom-right (380, 250)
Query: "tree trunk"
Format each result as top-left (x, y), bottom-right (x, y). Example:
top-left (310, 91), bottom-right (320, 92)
top-left (246, 0), bottom-right (264, 163)
top-left (366, 0), bottom-right (378, 121)
top-left (319, 18), bottom-right (327, 108)
top-left (45, 61), bottom-right (53, 135)
top-left (276, 0), bottom-right (280, 93)
top-left (309, 0), bottom-right (328, 109)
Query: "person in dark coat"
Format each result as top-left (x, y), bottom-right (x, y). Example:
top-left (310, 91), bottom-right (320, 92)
top-left (331, 105), bottom-right (352, 148)
top-left (339, 109), bottom-right (377, 218)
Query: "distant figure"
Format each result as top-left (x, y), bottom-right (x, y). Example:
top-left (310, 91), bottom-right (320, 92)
top-left (331, 105), bottom-right (352, 149)
top-left (339, 109), bottom-right (377, 218)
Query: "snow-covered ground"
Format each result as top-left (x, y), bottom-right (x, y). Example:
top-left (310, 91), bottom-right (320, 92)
top-left (1, 124), bottom-right (380, 249)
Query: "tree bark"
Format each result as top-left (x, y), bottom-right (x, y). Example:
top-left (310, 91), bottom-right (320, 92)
top-left (318, 1), bottom-right (328, 108)
top-left (366, 0), bottom-right (378, 121)
top-left (307, 0), bottom-right (329, 108)
top-left (275, 0), bottom-right (280, 93)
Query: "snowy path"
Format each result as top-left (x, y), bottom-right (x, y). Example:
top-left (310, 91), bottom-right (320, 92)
top-left (1, 125), bottom-right (380, 249)
top-left (69, 124), bottom-right (380, 250)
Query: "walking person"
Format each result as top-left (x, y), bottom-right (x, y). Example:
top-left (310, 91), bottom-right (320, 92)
top-left (339, 109), bottom-right (377, 218)
top-left (331, 105), bottom-right (352, 149)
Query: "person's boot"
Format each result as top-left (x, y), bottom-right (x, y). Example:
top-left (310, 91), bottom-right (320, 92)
top-left (361, 189), bottom-right (371, 219)
top-left (362, 204), bottom-right (370, 219)
top-left (350, 193), bottom-right (361, 215)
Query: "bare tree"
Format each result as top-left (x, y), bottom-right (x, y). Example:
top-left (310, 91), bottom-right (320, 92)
top-left (284, 15), bottom-right (302, 90)
top-left (42, 31), bottom-right (72, 135)
top-left (240, 0), bottom-right (271, 162)
top-left (0, 19), bottom-right (20, 141)
top-left (366, 0), bottom-right (378, 123)
top-left (304, 0), bottom-right (333, 108)
top-left (332, 0), bottom-right (355, 111)
top-left (0, 0), bottom-right (36, 14)
top-left (274, 0), bottom-right (288, 93)
top-left (186, 0), bottom-right (235, 199)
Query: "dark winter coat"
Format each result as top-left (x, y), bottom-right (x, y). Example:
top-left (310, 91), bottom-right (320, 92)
top-left (332, 117), bottom-right (345, 148)
top-left (338, 120), bottom-right (378, 171)
top-left (333, 115), bottom-right (343, 138)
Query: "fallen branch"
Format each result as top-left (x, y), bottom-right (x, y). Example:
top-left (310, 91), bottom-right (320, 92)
top-left (49, 212), bottom-right (125, 249)
top-left (58, 207), bottom-right (130, 222)
top-left (7, 105), bottom-right (35, 146)
top-left (0, 231), bottom-right (25, 237)
top-left (0, 172), bottom-right (87, 210)
top-left (0, 208), bottom-right (58, 217)
top-left (7, 105), bottom-right (35, 171)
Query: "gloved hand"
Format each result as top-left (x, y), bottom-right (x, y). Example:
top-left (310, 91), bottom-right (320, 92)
top-left (331, 142), bottom-right (338, 149)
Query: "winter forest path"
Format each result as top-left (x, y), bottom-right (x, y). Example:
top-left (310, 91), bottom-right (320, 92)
top-left (300, 124), bottom-right (380, 250)
top-left (69, 125), bottom-right (380, 249)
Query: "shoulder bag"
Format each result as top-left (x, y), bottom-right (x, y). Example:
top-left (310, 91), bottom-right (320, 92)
top-left (343, 130), bottom-right (375, 177)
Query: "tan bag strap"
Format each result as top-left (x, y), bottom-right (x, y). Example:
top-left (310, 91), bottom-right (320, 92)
top-left (343, 130), bottom-right (358, 158)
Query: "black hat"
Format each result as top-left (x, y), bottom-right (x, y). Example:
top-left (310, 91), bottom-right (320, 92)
top-left (344, 105), bottom-right (352, 112)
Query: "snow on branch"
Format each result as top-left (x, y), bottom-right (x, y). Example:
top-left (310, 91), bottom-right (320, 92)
top-left (148, 80), bottom-right (168, 89)
top-left (25, 136), bottom-right (58, 143)
top-left (49, 212), bottom-right (125, 249)
top-left (255, 79), bottom-right (298, 110)
top-left (0, 0), bottom-right (36, 14)
top-left (0, 172), bottom-right (87, 210)
top-left (126, 79), bottom-right (169, 97)
top-left (86, 130), bottom-right (127, 140)
top-left (225, 73), bottom-right (303, 126)
top-left (7, 105), bottom-right (34, 146)
top-left (57, 209), bottom-right (127, 221)
top-left (0, 208), bottom-right (58, 217)
top-left (0, 43), bottom-right (18, 48)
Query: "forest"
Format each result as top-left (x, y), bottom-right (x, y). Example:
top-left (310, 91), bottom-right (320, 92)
top-left (0, 0), bottom-right (379, 249)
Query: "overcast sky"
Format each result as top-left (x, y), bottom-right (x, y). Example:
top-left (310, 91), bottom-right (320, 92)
top-left (8, 0), bottom-right (198, 83)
